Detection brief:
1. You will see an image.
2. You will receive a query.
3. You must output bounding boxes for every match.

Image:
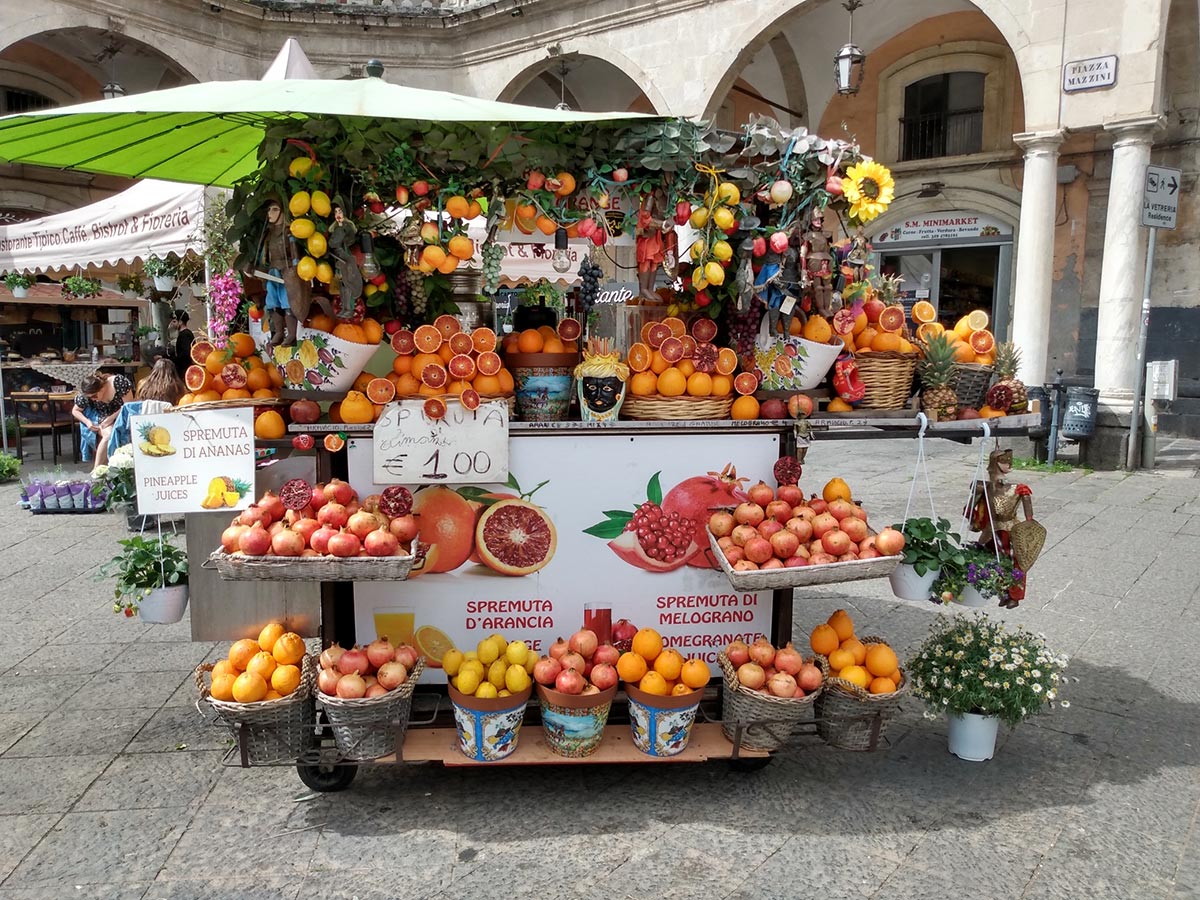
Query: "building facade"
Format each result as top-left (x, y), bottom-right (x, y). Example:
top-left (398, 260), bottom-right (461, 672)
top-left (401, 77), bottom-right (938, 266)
top-left (1, 0), bottom-right (1196, 462)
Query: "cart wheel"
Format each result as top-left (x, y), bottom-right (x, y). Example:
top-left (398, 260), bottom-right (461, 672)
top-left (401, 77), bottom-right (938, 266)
top-left (728, 755), bottom-right (774, 773)
top-left (297, 759), bottom-right (358, 792)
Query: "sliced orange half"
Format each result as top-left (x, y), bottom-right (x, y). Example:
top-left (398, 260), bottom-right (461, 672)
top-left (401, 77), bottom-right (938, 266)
top-left (661, 316), bottom-right (686, 338)
top-left (414, 625), bottom-right (455, 667)
top-left (323, 433), bottom-right (345, 452)
top-left (733, 372), bottom-right (758, 395)
top-left (366, 377), bottom-right (396, 405)
top-left (627, 342), bottom-right (652, 373)
top-left (433, 314), bottom-right (461, 340)
top-left (471, 326), bottom-right (497, 354)
top-left (911, 300), bottom-right (936, 325)
top-left (969, 329), bottom-right (995, 355)
top-left (413, 324), bottom-right (443, 354)
top-left (916, 322), bottom-right (945, 343)
top-left (877, 306), bottom-right (906, 334)
top-left (715, 347), bottom-right (738, 375)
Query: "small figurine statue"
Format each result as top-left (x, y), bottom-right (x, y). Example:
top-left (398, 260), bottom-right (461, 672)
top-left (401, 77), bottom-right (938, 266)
top-left (326, 204), bottom-right (363, 318)
top-left (968, 447), bottom-right (1037, 608)
top-left (800, 207), bottom-right (835, 318)
top-left (253, 199), bottom-right (312, 351)
top-left (635, 191), bottom-right (669, 303)
top-left (845, 223), bottom-right (870, 284)
top-left (574, 339), bottom-right (630, 423)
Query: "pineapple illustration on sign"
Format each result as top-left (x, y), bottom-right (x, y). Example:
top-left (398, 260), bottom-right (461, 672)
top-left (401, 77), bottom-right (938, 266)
top-left (137, 422), bottom-right (176, 457)
top-left (200, 476), bottom-right (251, 509)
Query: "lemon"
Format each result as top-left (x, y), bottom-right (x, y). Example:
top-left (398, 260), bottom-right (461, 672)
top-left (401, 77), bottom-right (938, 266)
top-left (288, 157), bottom-right (313, 178)
top-left (488, 659), bottom-right (508, 690)
top-left (463, 651), bottom-right (479, 662)
top-left (455, 668), bottom-right (481, 695)
top-left (310, 190), bottom-right (332, 217)
top-left (712, 207), bottom-right (736, 231)
top-left (505, 664), bottom-right (531, 694)
top-left (704, 261), bottom-right (726, 286)
top-left (717, 182), bottom-right (741, 205)
top-left (289, 191), bottom-right (311, 217)
top-left (315, 262), bottom-right (333, 284)
top-left (296, 256), bottom-right (317, 281)
top-left (689, 207), bottom-right (709, 229)
top-left (505, 640), bottom-right (529, 666)
top-left (488, 632), bottom-right (507, 646)
top-left (306, 232), bottom-right (328, 258)
top-left (689, 240), bottom-right (706, 262)
top-left (523, 648), bottom-right (538, 675)
top-left (477, 639), bottom-right (499, 666)
top-left (365, 283), bottom-right (378, 297)
top-left (489, 635), bottom-right (509, 662)
top-left (289, 218), bottom-right (315, 240)
top-left (498, 689), bottom-right (511, 697)
top-left (711, 239), bottom-right (732, 261)
top-left (459, 659), bottom-right (484, 681)
top-left (691, 267), bottom-right (708, 291)
top-left (474, 683), bottom-right (498, 699)
top-left (442, 649), bottom-right (464, 676)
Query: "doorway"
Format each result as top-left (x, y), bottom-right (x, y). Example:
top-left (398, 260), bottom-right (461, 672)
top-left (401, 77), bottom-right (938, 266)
top-left (878, 243), bottom-right (1011, 339)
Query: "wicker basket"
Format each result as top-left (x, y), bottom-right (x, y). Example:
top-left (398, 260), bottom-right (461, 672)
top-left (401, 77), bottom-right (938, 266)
top-left (621, 394), bottom-right (734, 421)
top-left (718, 651), bottom-right (828, 752)
top-left (171, 397), bottom-right (287, 412)
top-left (195, 651), bottom-right (317, 765)
top-left (950, 363), bottom-right (994, 410)
top-left (206, 542), bottom-right (416, 582)
top-left (708, 529), bottom-right (901, 589)
top-left (315, 658), bottom-right (425, 760)
top-left (814, 636), bottom-right (909, 751)
top-left (853, 352), bottom-right (919, 410)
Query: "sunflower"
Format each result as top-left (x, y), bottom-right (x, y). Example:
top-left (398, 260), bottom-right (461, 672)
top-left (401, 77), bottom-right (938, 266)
top-left (843, 160), bottom-right (895, 223)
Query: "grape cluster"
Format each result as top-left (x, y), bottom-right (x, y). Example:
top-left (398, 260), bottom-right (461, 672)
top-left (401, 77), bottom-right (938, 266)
top-left (406, 270), bottom-right (427, 317)
top-left (726, 298), bottom-right (765, 362)
top-left (578, 257), bottom-right (602, 317)
top-left (481, 242), bottom-right (504, 294)
top-left (391, 270), bottom-right (413, 325)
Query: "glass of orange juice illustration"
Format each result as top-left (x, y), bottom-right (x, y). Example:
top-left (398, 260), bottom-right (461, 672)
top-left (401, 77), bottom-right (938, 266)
top-left (373, 608), bottom-right (415, 645)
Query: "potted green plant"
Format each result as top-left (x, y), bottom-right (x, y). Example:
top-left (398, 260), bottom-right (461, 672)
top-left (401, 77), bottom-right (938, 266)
top-left (177, 254), bottom-right (206, 294)
top-left (144, 254), bottom-right (178, 292)
top-left (4, 272), bottom-right (32, 298)
top-left (117, 273), bottom-right (144, 299)
top-left (888, 516), bottom-right (965, 601)
top-left (61, 275), bottom-right (101, 300)
top-left (0, 451), bottom-right (20, 483)
top-left (98, 534), bottom-right (189, 623)
top-left (908, 612), bottom-right (1069, 761)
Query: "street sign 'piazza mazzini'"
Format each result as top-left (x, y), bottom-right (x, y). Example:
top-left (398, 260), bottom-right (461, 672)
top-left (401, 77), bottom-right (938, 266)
top-left (1063, 55), bottom-right (1118, 92)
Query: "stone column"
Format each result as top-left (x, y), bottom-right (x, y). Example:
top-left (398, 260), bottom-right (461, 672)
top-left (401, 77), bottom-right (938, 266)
top-left (1011, 130), bottom-right (1065, 385)
top-left (1093, 118), bottom-right (1163, 411)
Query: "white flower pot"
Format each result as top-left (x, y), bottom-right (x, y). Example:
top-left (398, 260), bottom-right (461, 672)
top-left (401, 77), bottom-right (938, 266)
top-left (889, 563), bottom-right (940, 601)
top-left (137, 585), bottom-right (189, 624)
top-left (122, 290), bottom-right (138, 299)
top-left (947, 712), bottom-right (1000, 761)
top-left (959, 584), bottom-right (991, 607)
top-left (11, 286), bottom-right (28, 298)
top-left (152, 276), bottom-right (176, 292)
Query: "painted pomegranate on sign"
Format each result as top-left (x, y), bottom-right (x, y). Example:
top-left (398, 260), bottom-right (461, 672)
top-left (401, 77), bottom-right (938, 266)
top-left (660, 463), bottom-right (749, 568)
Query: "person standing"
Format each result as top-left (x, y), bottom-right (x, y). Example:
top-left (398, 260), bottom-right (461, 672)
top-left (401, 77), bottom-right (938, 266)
top-left (172, 310), bottom-right (194, 376)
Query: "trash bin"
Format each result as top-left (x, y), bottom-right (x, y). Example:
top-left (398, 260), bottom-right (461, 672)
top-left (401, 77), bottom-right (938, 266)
top-left (1026, 386), bottom-right (1050, 436)
top-left (1060, 386), bottom-right (1099, 440)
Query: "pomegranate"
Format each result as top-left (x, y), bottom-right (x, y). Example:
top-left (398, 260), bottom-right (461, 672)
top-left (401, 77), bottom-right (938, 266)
top-left (317, 668), bottom-right (341, 695)
top-left (812, 513), bottom-right (839, 538)
top-left (777, 484), bottom-right (804, 507)
top-left (837, 551), bottom-right (859, 562)
top-left (808, 498), bottom-right (829, 515)
top-left (549, 637), bottom-right (569, 660)
top-left (320, 644), bottom-right (345, 670)
top-left (533, 656), bottom-right (562, 686)
top-left (859, 547), bottom-right (882, 559)
top-left (291, 518), bottom-right (321, 546)
top-left (560, 651), bottom-right (586, 674)
top-left (612, 618), bottom-right (638, 652)
top-left (749, 638), bottom-right (775, 668)
top-left (769, 530), bottom-right (800, 559)
top-left (737, 662), bottom-right (766, 689)
top-left (258, 490), bottom-right (286, 523)
top-left (743, 537), bottom-right (773, 565)
top-left (810, 552), bottom-right (836, 565)
top-left (784, 555), bottom-right (810, 567)
top-left (708, 511), bottom-right (735, 538)
top-left (310, 483), bottom-right (328, 510)
top-left (336, 672), bottom-right (367, 699)
top-left (327, 531), bottom-right (361, 558)
top-left (271, 528), bottom-right (305, 557)
top-left (793, 685), bottom-right (807, 698)
top-left (239, 523), bottom-right (272, 556)
top-left (785, 517), bottom-right (813, 542)
top-left (859, 534), bottom-right (878, 553)
top-left (393, 644), bottom-right (419, 668)
top-left (581, 684), bottom-right (601, 696)
top-left (660, 464), bottom-right (750, 568)
top-left (733, 560), bottom-right (759, 571)
top-left (363, 684), bottom-right (387, 698)
top-left (759, 398), bottom-right (787, 420)
top-left (792, 506), bottom-right (816, 521)
top-left (734, 503), bottom-right (765, 526)
top-left (761, 558), bottom-right (785, 569)
top-left (347, 510), bottom-right (380, 541)
top-left (726, 640), bottom-right (750, 667)
top-left (746, 481), bottom-right (775, 507)
top-left (774, 643), bottom-right (804, 676)
top-left (388, 514), bottom-right (419, 544)
top-left (221, 524), bottom-right (248, 553)
top-left (376, 660), bottom-right (408, 690)
top-left (797, 664), bottom-right (823, 692)
top-left (318, 502), bottom-right (349, 529)
top-left (787, 394), bottom-right (814, 418)
top-left (874, 527), bottom-right (907, 556)
top-left (840, 517), bottom-right (868, 543)
top-left (827, 499), bottom-right (855, 521)
top-left (773, 455), bottom-right (804, 487)
top-left (768, 671), bottom-right (797, 698)
top-left (592, 643), bottom-right (620, 667)
top-left (590, 662), bottom-right (618, 691)
top-left (366, 636), bottom-right (395, 670)
top-left (326, 479), bottom-right (355, 506)
top-left (364, 527), bottom-right (400, 557)
top-left (609, 501), bottom-right (699, 572)
top-left (765, 500), bottom-right (793, 524)
top-left (768, 230), bottom-right (789, 253)
top-left (717, 536), bottom-right (734, 551)
top-left (724, 546), bottom-right (745, 564)
top-left (310, 525), bottom-right (339, 555)
top-left (731, 524), bottom-right (758, 547)
top-left (555, 668), bottom-right (585, 695)
top-left (238, 505), bottom-right (271, 528)
top-left (569, 629), bottom-right (599, 659)
top-left (268, 520), bottom-right (286, 538)
top-left (758, 520), bottom-right (783, 539)
top-left (338, 645), bottom-right (370, 676)
top-left (821, 530), bottom-right (852, 556)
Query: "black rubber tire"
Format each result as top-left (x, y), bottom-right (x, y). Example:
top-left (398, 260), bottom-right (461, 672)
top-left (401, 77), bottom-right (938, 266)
top-left (727, 755), bottom-right (774, 773)
top-left (296, 759), bottom-right (358, 792)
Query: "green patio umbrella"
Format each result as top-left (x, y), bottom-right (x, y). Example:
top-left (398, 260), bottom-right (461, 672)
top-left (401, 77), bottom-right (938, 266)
top-left (0, 74), bottom-right (657, 188)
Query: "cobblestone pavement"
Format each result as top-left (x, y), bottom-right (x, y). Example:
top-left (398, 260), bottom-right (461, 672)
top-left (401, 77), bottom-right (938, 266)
top-left (0, 437), bottom-right (1197, 900)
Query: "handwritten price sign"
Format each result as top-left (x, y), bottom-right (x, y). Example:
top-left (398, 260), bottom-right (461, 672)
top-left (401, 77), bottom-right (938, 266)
top-left (373, 399), bottom-right (510, 485)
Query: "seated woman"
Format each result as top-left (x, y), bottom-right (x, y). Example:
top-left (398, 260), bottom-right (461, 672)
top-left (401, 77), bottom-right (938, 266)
top-left (98, 358), bottom-right (185, 466)
top-left (72, 371), bottom-right (134, 464)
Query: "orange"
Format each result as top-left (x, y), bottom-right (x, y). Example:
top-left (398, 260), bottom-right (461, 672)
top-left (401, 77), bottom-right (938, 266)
top-left (653, 648), bottom-right (683, 681)
top-left (263, 690), bottom-right (283, 702)
top-left (857, 326), bottom-right (878, 350)
top-left (421, 245), bottom-right (447, 269)
top-left (497, 369), bottom-right (514, 393)
top-left (340, 390), bottom-right (374, 424)
top-left (827, 397), bottom-right (853, 412)
top-left (333, 323), bottom-right (366, 344)
top-left (360, 318), bottom-right (383, 345)
top-left (395, 373), bottom-right (421, 396)
top-left (392, 354), bottom-right (413, 376)
top-left (271, 632), bottom-right (306, 666)
top-left (232, 671), bottom-right (269, 703)
top-left (975, 352), bottom-right (995, 366)
top-left (870, 332), bottom-right (902, 352)
top-left (809, 624), bottom-right (839, 657)
top-left (637, 671), bottom-right (669, 696)
top-left (444, 196), bottom-right (470, 219)
top-left (411, 352), bottom-right (441, 377)
top-left (252, 389), bottom-right (277, 401)
top-left (516, 329), bottom-right (544, 353)
top-left (258, 622), bottom-right (285, 652)
top-left (686, 371), bottom-right (712, 397)
top-left (176, 393), bottom-right (194, 407)
top-left (537, 325), bottom-right (557, 341)
top-left (271, 664), bottom-right (302, 697)
top-left (951, 341), bottom-right (976, 363)
top-left (209, 673), bottom-right (237, 702)
top-left (877, 306), bottom-right (906, 333)
top-left (229, 332), bottom-right (256, 358)
top-left (911, 300), bottom-right (936, 324)
top-left (916, 322), bottom-right (945, 343)
top-left (245, 650), bottom-right (277, 682)
top-left (657, 367), bottom-right (686, 397)
top-left (827, 647), bottom-right (855, 672)
top-left (632, 628), bottom-right (664, 663)
top-left (865, 643), bottom-right (899, 677)
top-left (471, 327), bottom-right (497, 353)
top-left (472, 374), bottom-right (502, 395)
top-left (211, 659), bottom-right (238, 680)
top-left (710, 374), bottom-right (732, 397)
top-left (228, 639), bottom-right (260, 672)
top-left (221, 388), bottom-right (251, 401)
top-left (245, 367), bottom-right (271, 392)
top-left (978, 405), bottom-right (1006, 418)
top-left (676, 359), bottom-right (696, 379)
top-left (649, 350), bottom-right (670, 375)
top-left (730, 395), bottom-right (760, 420)
top-left (869, 676), bottom-right (897, 695)
top-left (617, 651), bottom-right (648, 683)
top-left (307, 313), bottom-right (335, 333)
top-left (802, 315), bottom-right (833, 344)
top-left (630, 371), bottom-right (658, 396)
top-left (542, 336), bottom-right (565, 354)
top-left (828, 610), bottom-right (854, 642)
top-left (838, 665), bottom-right (871, 689)
top-left (851, 312), bottom-right (869, 336)
top-left (887, 668), bottom-right (902, 685)
top-left (823, 477), bottom-right (851, 503)
top-left (413, 325), bottom-right (442, 354)
top-left (254, 410), bottom-right (286, 440)
top-left (842, 638), bottom-right (867, 666)
top-left (204, 349), bottom-right (232, 375)
top-left (969, 329), bottom-right (995, 354)
top-left (715, 348), bottom-right (738, 375)
top-left (672, 683), bottom-right (694, 696)
top-left (680, 658), bottom-right (710, 689)
top-left (267, 366), bottom-right (284, 389)
top-left (194, 389), bottom-right (221, 404)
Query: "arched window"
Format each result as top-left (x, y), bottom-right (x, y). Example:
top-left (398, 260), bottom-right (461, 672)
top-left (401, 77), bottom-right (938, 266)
top-left (900, 72), bottom-right (985, 161)
top-left (1, 87), bottom-right (54, 114)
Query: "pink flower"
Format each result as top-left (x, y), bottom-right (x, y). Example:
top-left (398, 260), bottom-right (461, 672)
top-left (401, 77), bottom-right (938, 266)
top-left (208, 269), bottom-right (243, 343)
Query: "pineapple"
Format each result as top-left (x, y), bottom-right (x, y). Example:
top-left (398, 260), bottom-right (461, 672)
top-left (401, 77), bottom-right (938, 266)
top-left (137, 422), bottom-right (175, 456)
top-left (993, 342), bottom-right (1027, 412)
top-left (920, 333), bottom-right (960, 421)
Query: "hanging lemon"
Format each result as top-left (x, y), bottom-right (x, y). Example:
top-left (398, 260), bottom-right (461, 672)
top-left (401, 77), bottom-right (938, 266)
top-left (288, 157), bottom-right (313, 178)
top-left (689, 207), bottom-right (709, 229)
top-left (288, 191), bottom-right (311, 217)
top-left (310, 190), bottom-right (331, 218)
top-left (704, 261), bottom-right (726, 286)
top-left (306, 232), bottom-right (327, 257)
top-left (690, 240), bottom-right (706, 261)
top-left (315, 261), bottom-right (334, 284)
top-left (691, 267), bottom-right (708, 291)
top-left (289, 218), bottom-right (315, 240)
top-left (711, 239), bottom-right (733, 261)
top-left (717, 182), bottom-right (741, 205)
top-left (712, 207), bottom-right (736, 231)
top-left (296, 256), bottom-right (317, 281)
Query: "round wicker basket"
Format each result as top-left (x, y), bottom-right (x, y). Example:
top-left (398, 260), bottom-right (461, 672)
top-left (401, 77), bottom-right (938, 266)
top-left (621, 394), bottom-right (734, 421)
top-left (718, 651), bottom-right (828, 752)
top-left (814, 635), bottom-right (909, 751)
top-left (950, 363), bottom-right (995, 410)
top-left (853, 352), bottom-right (919, 410)
top-left (315, 658), bottom-right (425, 760)
top-left (171, 397), bottom-right (287, 413)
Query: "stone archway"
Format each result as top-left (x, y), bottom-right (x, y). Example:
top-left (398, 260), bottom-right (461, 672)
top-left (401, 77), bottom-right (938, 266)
top-left (493, 44), bottom-right (666, 115)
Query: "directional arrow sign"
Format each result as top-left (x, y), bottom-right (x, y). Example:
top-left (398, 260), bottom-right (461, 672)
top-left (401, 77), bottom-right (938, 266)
top-left (1142, 164), bottom-right (1181, 229)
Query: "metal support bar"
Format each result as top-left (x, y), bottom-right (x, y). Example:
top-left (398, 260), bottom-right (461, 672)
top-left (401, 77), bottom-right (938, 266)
top-left (1128, 226), bottom-right (1156, 470)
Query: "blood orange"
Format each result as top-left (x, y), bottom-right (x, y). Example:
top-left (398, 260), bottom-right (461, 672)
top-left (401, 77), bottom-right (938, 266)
top-left (184, 365), bottom-right (210, 392)
top-left (877, 306), bottom-right (905, 333)
top-left (475, 499), bottom-right (557, 576)
top-left (459, 388), bottom-right (481, 411)
top-left (190, 340), bottom-right (215, 365)
top-left (390, 329), bottom-right (416, 355)
top-left (471, 327), bottom-right (497, 353)
top-left (969, 329), bottom-right (995, 354)
top-left (366, 377), bottom-right (396, 404)
top-left (448, 354), bottom-right (476, 381)
top-left (323, 434), bottom-right (345, 452)
top-left (640, 322), bottom-right (655, 346)
top-left (475, 351), bottom-right (501, 377)
top-left (448, 331), bottom-right (474, 356)
top-left (557, 317), bottom-right (582, 342)
top-left (733, 372), bottom-right (759, 395)
top-left (433, 315), bottom-right (461, 340)
top-left (690, 316), bottom-right (718, 343)
top-left (678, 335), bottom-right (697, 359)
top-left (423, 397), bottom-right (447, 420)
top-left (421, 363), bottom-right (448, 388)
top-left (715, 348), bottom-right (739, 375)
top-left (627, 343), bottom-right (651, 372)
top-left (413, 324), bottom-right (443, 353)
top-left (661, 316), bottom-right (685, 338)
top-left (220, 362), bottom-right (248, 390)
top-left (659, 336), bottom-right (684, 363)
top-left (646, 323), bottom-right (671, 349)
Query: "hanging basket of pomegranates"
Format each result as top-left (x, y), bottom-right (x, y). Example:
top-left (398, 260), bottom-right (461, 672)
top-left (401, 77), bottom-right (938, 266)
top-left (707, 529), bottom-right (901, 590)
top-left (206, 537), bottom-right (418, 582)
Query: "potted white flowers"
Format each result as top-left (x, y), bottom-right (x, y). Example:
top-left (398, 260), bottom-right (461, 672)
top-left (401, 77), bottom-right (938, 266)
top-left (907, 613), bottom-right (1069, 761)
top-left (4, 272), bottom-right (32, 298)
top-left (117, 273), bottom-right (144, 299)
top-left (144, 254), bottom-right (177, 292)
top-left (98, 535), bottom-right (189, 623)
